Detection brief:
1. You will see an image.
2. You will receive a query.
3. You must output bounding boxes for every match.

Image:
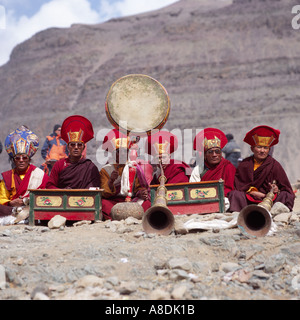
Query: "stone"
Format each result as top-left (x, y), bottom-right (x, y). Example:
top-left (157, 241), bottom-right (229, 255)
top-left (75, 275), bottom-right (104, 288)
top-left (273, 212), bottom-right (291, 224)
top-left (167, 258), bottom-right (192, 271)
top-left (220, 262), bottom-right (240, 273)
top-left (271, 202), bottom-right (290, 215)
top-left (150, 288), bottom-right (171, 300)
top-left (171, 285), bottom-right (187, 299)
top-left (0, 265), bottom-right (6, 290)
top-left (48, 215), bottom-right (66, 229)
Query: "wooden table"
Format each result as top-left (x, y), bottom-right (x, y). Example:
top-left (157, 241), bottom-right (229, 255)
top-left (28, 189), bottom-right (103, 225)
top-left (150, 180), bottom-right (225, 215)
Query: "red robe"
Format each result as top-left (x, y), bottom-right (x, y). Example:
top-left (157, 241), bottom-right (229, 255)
top-left (151, 160), bottom-right (191, 185)
top-left (46, 157), bottom-right (100, 189)
top-left (201, 158), bottom-right (236, 197)
top-left (228, 155), bottom-right (295, 211)
top-left (2, 165), bottom-right (48, 201)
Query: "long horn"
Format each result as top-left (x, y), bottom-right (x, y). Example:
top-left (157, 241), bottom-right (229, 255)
top-left (142, 160), bottom-right (174, 235)
top-left (237, 187), bottom-right (274, 237)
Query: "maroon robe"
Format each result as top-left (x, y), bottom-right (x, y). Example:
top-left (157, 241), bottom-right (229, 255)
top-left (151, 160), bottom-right (191, 185)
top-left (228, 155), bottom-right (295, 212)
top-left (201, 158), bottom-right (236, 197)
top-left (46, 157), bottom-right (100, 189)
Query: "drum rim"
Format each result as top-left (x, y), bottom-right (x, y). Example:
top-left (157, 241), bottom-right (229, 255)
top-left (105, 74), bottom-right (170, 135)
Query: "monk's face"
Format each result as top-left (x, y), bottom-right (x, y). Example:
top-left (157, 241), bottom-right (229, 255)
top-left (205, 147), bottom-right (222, 166)
top-left (68, 142), bottom-right (85, 159)
top-left (251, 145), bottom-right (270, 162)
top-left (14, 153), bottom-right (30, 173)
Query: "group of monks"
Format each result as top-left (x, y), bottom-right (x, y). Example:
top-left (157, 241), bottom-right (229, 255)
top-left (0, 115), bottom-right (295, 225)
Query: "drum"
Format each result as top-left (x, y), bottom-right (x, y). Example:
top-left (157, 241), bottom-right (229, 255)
top-left (105, 74), bottom-right (170, 135)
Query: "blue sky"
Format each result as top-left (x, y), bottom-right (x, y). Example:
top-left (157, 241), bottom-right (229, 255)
top-left (0, 0), bottom-right (178, 66)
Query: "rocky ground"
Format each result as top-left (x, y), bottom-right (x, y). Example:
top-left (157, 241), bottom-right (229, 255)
top-left (0, 189), bottom-right (299, 301)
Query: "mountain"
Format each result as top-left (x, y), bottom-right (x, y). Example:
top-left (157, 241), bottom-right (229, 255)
top-left (0, 0), bottom-right (299, 183)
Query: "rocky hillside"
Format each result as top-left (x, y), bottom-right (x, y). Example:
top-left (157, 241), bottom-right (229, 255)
top-left (0, 0), bottom-right (299, 183)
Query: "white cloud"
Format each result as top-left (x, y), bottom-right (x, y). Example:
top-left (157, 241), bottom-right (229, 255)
top-left (0, 0), bottom-right (99, 66)
top-left (0, 0), bottom-right (178, 66)
top-left (98, 0), bottom-right (177, 20)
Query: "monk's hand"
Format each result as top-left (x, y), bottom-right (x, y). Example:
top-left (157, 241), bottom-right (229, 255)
top-left (249, 191), bottom-right (266, 200)
top-left (139, 188), bottom-right (148, 200)
top-left (108, 170), bottom-right (118, 190)
top-left (9, 198), bottom-right (24, 207)
top-left (269, 182), bottom-right (279, 194)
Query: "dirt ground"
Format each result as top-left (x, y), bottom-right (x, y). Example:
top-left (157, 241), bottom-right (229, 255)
top-left (0, 191), bottom-right (299, 301)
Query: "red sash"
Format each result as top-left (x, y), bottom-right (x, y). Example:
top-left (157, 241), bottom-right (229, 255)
top-left (2, 165), bottom-right (36, 200)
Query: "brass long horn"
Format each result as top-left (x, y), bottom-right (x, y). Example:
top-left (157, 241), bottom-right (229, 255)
top-left (142, 161), bottom-right (174, 235)
top-left (237, 187), bottom-right (274, 238)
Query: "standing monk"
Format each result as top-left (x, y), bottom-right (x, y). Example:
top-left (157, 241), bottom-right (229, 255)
top-left (46, 115), bottom-right (100, 189)
top-left (100, 129), bottom-right (151, 220)
top-left (228, 125), bottom-right (295, 212)
top-left (146, 131), bottom-right (191, 184)
top-left (0, 126), bottom-right (48, 224)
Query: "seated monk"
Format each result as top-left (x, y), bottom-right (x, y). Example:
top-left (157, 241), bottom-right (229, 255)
top-left (100, 129), bottom-right (151, 220)
top-left (228, 125), bottom-right (295, 212)
top-left (46, 115), bottom-right (100, 189)
top-left (189, 128), bottom-right (236, 210)
top-left (0, 126), bottom-right (48, 224)
top-left (146, 131), bottom-right (191, 184)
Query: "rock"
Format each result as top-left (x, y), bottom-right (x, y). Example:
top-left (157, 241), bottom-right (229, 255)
top-left (73, 220), bottom-right (92, 227)
top-left (33, 292), bottom-right (50, 300)
top-left (291, 275), bottom-right (300, 291)
top-left (273, 212), bottom-right (291, 224)
top-left (167, 258), bottom-right (192, 271)
top-left (0, 265), bottom-right (6, 290)
top-left (75, 275), bottom-right (104, 289)
top-left (171, 285), bottom-right (187, 299)
top-left (150, 288), bottom-right (171, 300)
top-left (220, 262), bottom-right (240, 273)
top-left (271, 202), bottom-right (290, 215)
top-left (264, 253), bottom-right (286, 273)
top-left (48, 215), bottom-right (66, 229)
top-left (118, 281), bottom-right (137, 295)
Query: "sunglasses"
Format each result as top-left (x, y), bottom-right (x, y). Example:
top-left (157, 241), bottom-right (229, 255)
top-left (206, 149), bottom-right (222, 155)
top-left (69, 142), bottom-right (84, 148)
top-left (14, 155), bottom-right (29, 161)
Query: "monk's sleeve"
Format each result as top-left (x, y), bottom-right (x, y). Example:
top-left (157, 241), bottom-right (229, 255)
top-left (0, 180), bottom-right (11, 205)
top-left (46, 162), bottom-right (60, 189)
top-left (100, 169), bottom-right (117, 198)
top-left (223, 163), bottom-right (236, 196)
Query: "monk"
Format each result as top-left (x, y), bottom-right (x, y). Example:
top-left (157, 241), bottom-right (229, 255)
top-left (0, 126), bottom-right (48, 224)
top-left (146, 131), bottom-right (191, 184)
top-left (189, 128), bottom-right (236, 211)
top-left (46, 115), bottom-right (100, 189)
top-left (100, 129), bottom-right (151, 220)
top-left (228, 125), bottom-right (295, 212)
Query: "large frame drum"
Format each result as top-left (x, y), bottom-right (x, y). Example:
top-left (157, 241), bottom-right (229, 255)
top-left (105, 74), bottom-right (170, 135)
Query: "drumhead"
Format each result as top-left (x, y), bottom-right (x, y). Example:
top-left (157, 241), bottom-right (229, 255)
top-left (105, 74), bottom-right (170, 135)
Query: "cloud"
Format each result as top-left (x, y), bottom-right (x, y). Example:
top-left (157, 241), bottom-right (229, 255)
top-left (0, 0), bottom-right (99, 66)
top-left (0, 0), bottom-right (178, 66)
top-left (98, 0), bottom-right (177, 20)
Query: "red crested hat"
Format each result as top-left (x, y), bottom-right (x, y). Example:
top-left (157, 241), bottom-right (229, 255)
top-left (61, 115), bottom-right (94, 144)
top-left (244, 125), bottom-right (280, 147)
top-left (102, 129), bottom-right (131, 152)
top-left (146, 131), bottom-right (178, 155)
top-left (193, 128), bottom-right (227, 152)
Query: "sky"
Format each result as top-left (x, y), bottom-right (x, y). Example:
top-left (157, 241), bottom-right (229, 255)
top-left (0, 0), bottom-right (178, 66)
